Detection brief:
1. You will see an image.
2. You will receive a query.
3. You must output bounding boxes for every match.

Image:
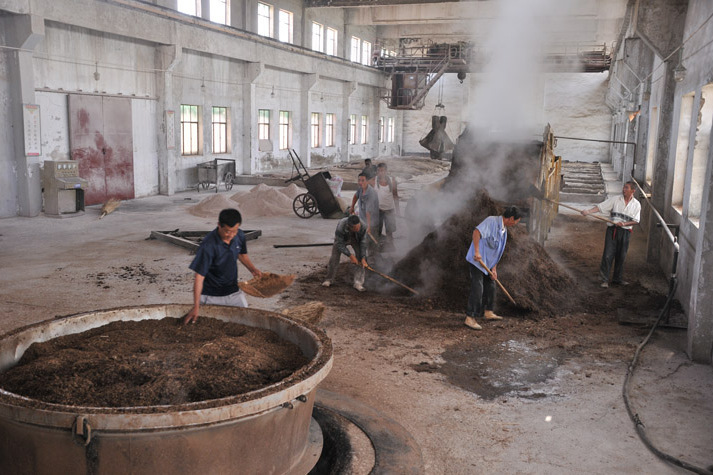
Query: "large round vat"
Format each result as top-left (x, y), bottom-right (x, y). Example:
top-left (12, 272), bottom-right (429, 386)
top-left (0, 304), bottom-right (333, 475)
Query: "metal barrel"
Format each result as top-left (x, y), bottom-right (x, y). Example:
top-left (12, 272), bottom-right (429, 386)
top-left (0, 304), bottom-right (332, 475)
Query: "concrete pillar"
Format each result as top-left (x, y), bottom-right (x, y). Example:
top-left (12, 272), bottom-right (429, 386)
top-left (688, 148), bottom-right (713, 363)
top-left (623, 114), bottom-right (636, 182)
top-left (646, 62), bottom-right (676, 266)
top-left (301, 74), bottom-right (319, 167)
top-left (200, 0), bottom-right (210, 20)
top-left (342, 81), bottom-right (357, 163)
top-left (157, 44), bottom-right (181, 195)
top-left (230, 0), bottom-right (246, 29)
top-left (5, 14), bottom-right (45, 217)
top-left (242, 62), bottom-right (264, 175)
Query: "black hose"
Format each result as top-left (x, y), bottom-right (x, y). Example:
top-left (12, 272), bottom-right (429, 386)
top-left (622, 278), bottom-right (713, 475)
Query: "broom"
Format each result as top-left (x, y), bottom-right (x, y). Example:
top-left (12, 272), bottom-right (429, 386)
top-left (99, 198), bottom-right (121, 219)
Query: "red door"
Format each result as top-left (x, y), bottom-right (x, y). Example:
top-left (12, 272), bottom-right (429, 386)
top-left (69, 95), bottom-right (135, 205)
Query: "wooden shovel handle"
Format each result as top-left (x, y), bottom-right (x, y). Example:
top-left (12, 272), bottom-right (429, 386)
top-left (478, 260), bottom-right (517, 306)
top-left (543, 198), bottom-right (618, 226)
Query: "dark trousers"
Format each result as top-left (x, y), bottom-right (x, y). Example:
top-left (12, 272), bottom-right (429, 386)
top-left (467, 263), bottom-right (495, 317)
top-left (599, 226), bottom-right (631, 284)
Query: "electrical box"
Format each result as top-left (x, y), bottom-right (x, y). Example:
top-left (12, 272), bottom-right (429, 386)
top-left (42, 160), bottom-right (88, 217)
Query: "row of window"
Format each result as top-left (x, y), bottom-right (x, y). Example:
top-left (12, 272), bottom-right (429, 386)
top-left (178, 1), bottom-right (375, 65)
top-left (180, 105), bottom-right (395, 155)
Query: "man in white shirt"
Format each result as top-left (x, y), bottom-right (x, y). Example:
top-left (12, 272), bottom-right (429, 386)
top-left (582, 181), bottom-right (641, 288)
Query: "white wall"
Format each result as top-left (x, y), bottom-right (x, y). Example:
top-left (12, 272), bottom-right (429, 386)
top-left (131, 99), bottom-right (160, 197)
top-left (544, 72), bottom-right (612, 162)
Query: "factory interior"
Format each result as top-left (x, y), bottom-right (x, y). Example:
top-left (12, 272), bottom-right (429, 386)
top-left (1, 0), bottom-right (713, 473)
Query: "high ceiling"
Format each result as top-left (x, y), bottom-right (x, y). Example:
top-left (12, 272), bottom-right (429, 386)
top-left (314, 0), bottom-right (629, 51)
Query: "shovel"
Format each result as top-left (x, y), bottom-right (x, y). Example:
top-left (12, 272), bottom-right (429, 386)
top-left (541, 197), bottom-right (618, 226)
top-left (478, 260), bottom-right (517, 306)
top-left (364, 264), bottom-right (418, 295)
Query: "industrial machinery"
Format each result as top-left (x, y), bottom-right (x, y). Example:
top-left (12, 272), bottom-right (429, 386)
top-left (42, 160), bottom-right (88, 217)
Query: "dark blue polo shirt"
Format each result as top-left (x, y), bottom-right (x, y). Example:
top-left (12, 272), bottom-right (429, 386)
top-left (189, 228), bottom-right (247, 296)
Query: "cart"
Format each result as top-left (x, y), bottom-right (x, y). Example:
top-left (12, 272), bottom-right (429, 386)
top-left (197, 158), bottom-right (236, 192)
top-left (286, 149), bottom-right (343, 219)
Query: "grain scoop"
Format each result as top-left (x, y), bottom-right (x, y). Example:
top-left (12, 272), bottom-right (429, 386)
top-left (239, 272), bottom-right (296, 298)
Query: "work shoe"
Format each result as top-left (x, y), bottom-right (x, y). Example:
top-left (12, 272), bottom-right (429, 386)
top-left (484, 310), bottom-right (503, 321)
top-left (321, 280), bottom-right (331, 287)
top-left (612, 281), bottom-right (629, 286)
top-left (464, 317), bottom-right (482, 330)
top-left (600, 282), bottom-right (609, 288)
top-left (353, 283), bottom-right (365, 292)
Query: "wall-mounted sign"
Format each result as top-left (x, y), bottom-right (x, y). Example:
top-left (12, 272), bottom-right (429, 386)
top-left (23, 104), bottom-right (42, 156)
top-left (166, 110), bottom-right (175, 150)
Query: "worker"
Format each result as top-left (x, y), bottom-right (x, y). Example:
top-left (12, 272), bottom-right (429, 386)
top-left (464, 206), bottom-right (522, 330)
top-left (351, 172), bottom-right (380, 237)
top-left (322, 215), bottom-right (369, 292)
top-left (374, 163), bottom-right (400, 243)
top-left (361, 159), bottom-right (377, 186)
top-left (581, 181), bottom-right (641, 288)
top-left (184, 208), bottom-right (262, 324)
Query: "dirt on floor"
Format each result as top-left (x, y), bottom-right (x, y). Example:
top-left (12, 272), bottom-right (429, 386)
top-left (293, 206), bottom-right (675, 401)
top-left (0, 318), bottom-right (308, 407)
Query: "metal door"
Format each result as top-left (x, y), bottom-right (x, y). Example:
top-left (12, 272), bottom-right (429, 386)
top-left (69, 95), bottom-right (135, 205)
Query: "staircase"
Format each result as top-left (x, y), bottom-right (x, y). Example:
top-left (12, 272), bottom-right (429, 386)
top-left (559, 161), bottom-right (606, 204)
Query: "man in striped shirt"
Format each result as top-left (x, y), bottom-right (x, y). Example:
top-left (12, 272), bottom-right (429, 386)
top-left (582, 181), bottom-right (641, 288)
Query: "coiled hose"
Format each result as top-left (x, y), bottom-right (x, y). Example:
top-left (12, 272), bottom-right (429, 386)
top-left (622, 278), bottom-right (713, 475)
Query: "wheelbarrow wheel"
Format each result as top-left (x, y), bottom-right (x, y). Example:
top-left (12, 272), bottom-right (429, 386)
top-left (224, 172), bottom-right (234, 191)
top-left (293, 193), bottom-right (318, 219)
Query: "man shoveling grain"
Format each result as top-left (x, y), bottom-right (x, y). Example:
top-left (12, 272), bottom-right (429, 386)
top-left (464, 206), bottom-right (522, 330)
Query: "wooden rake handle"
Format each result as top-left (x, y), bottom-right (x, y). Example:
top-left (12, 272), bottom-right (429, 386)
top-left (542, 198), bottom-right (618, 226)
top-left (365, 265), bottom-right (419, 295)
top-left (478, 260), bottom-right (517, 306)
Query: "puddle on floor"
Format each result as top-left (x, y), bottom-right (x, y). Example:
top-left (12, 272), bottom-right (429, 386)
top-left (416, 339), bottom-right (564, 400)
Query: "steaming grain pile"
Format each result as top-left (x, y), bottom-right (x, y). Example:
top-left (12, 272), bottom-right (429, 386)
top-left (393, 191), bottom-right (573, 316)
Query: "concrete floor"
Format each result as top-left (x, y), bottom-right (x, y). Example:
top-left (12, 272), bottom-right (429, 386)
top-left (0, 166), bottom-right (712, 474)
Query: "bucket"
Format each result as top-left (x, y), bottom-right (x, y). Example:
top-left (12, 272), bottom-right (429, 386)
top-left (0, 305), bottom-right (332, 475)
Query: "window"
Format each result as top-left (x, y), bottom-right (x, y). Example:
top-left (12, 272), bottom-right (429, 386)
top-left (312, 22), bottom-right (324, 52)
top-left (258, 109), bottom-right (270, 140)
top-left (349, 114), bottom-right (357, 145)
top-left (361, 40), bottom-right (372, 66)
top-left (688, 84), bottom-right (713, 225)
top-left (379, 116), bottom-right (384, 143)
top-left (311, 113), bottom-right (321, 148)
top-left (257, 2), bottom-right (273, 37)
top-left (326, 28), bottom-right (338, 56)
top-left (180, 104), bottom-right (200, 155)
top-left (350, 37), bottom-right (360, 62)
top-left (212, 107), bottom-right (228, 154)
top-left (210, 0), bottom-right (228, 24)
top-left (279, 111), bottom-right (291, 150)
top-left (325, 113), bottom-right (335, 147)
top-left (672, 93), bottom-right (694, 211)
top-left (177, 0), bottom-right (200, 16)
top-left (387, 117), bottom-right (395, 142)
top-left (278, 10), bottom-right (293, 43)
top-left (360, 115), bottom-right (368, 144)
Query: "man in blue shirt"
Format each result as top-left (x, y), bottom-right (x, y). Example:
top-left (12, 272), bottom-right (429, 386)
top-left (464, 206), bottom-right (522, 330)
top-left (184, 208), bottom-right (262, 324)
